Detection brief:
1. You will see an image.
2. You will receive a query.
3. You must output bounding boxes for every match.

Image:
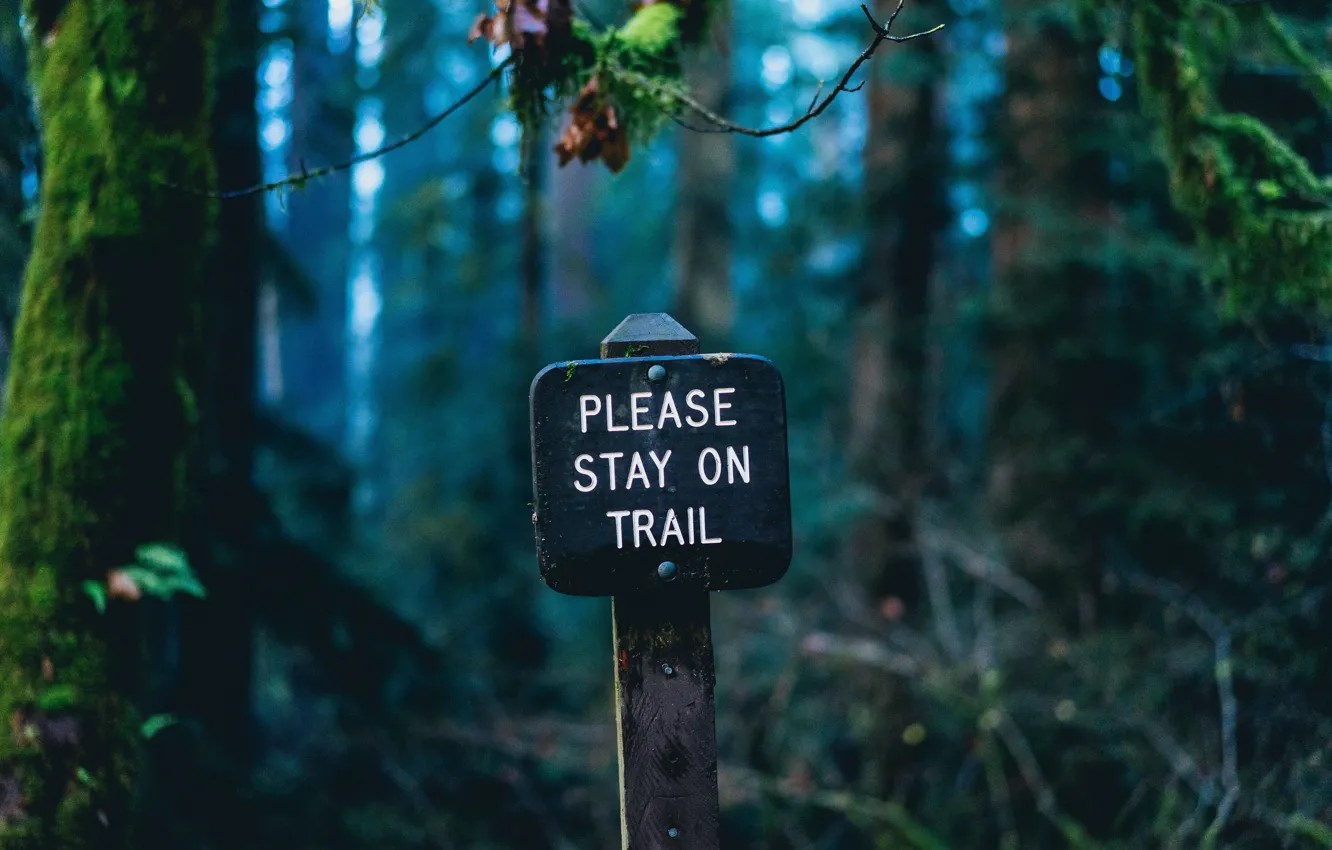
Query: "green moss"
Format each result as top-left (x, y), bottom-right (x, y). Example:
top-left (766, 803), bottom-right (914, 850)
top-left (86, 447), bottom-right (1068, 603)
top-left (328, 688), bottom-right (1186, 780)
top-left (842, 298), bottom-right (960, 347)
top-left (0, 0), bottom-right (218, 846)
top-left (617, 3), bottom-right (682, 55)
top-left (507, 0), bottom-right (727, 164)
top-left (1128, 0), bottom-right (1332, 315)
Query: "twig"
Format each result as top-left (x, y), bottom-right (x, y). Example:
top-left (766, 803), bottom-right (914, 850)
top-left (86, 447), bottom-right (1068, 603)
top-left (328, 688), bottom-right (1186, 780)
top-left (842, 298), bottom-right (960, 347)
top-left (722, 764), bottom-right (952, 850)
top-left (978, 729), bottom-right (1018, 850)
top-left (371, 733), bottom-right (455, 849)
top-left (919, 522), bottom-right (1043, 609)
top-left (991, 712), bottom-right (1101, 849)
top-left (615, 0), bottom-right (943, 138)
top-left (921, 539), bottom-right (965, 661)
top-left (1117, 571), bottom-right (1241, 847)
top-left (168, 57), bottom-right (513, 199)
top-left (800, 630), bottom-right (922, 676)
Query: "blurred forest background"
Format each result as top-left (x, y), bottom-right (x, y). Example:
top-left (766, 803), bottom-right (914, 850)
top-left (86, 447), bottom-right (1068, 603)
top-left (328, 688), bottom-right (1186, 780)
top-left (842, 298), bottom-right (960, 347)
top-left (1, 0), bottom-right (1332, 847)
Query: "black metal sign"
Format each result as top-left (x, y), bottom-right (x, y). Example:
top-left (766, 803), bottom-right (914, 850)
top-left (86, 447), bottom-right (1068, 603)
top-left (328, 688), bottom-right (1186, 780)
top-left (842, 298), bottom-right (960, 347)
top-left (530, 353), bottom-right (791, 596)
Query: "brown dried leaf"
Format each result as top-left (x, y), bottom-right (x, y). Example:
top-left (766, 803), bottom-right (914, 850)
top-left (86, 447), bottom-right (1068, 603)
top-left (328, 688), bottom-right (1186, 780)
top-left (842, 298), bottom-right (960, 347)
top-left (468, 13), bottom-right (497, 45)
top-left (468, 0), bottom-right (569, 52)
top-left (554, 77), bottom-right (631, 174)
top-left (106, 570), bottom-right (141, 602)
top-left (40, 658), bottom-right (53, 683)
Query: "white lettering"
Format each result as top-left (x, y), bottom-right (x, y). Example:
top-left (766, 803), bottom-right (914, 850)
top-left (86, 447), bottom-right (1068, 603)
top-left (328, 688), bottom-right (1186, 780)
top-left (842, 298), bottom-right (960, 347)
top-left (685, 389), bottom-right (709, 427)
top-left (630, 392), bottom-right (653, 431)
top-left (688, 507), bottom-right (696, 544)
top-left (606, 395), bottom-right (629, 432)
top-left (657, 392), bottom-right (682, 429)
top-left (579, 395), bottom-right (602, 433)
top-left (626, 452), bottom-right (651, 489)
top-left (648, 450), bottom-right (672, 488)
top-left (699, 507), bottom-right (722, 543)
top-left (726, 445), bottom-right (750, 484)
top-left (661, 509), bottom-right (685, 545)
top-left (607, 510), bottom-right (631, 549)
top-left (632, 510), bottom-right (657, 548)
top-left (698, 447), bottom-right (722, 485)
top-left (599, 452), bottom-right (624, 490)
top-left (574, 454), bottom-right (597, 492)
top-left (713, 388), bottom-right (736, 426)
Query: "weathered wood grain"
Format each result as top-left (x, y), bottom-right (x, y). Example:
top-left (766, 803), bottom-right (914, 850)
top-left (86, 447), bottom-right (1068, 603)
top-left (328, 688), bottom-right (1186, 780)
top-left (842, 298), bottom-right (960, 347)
top-left (604, 315), bottom-right (720, 849)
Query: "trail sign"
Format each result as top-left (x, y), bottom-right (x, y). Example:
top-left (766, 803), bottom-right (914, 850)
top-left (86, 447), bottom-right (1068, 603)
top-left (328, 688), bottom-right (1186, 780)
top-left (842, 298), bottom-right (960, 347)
top-left (530, 314), bottom-right (794, 849)
top-left (530, 330), bottom-right (791, 597)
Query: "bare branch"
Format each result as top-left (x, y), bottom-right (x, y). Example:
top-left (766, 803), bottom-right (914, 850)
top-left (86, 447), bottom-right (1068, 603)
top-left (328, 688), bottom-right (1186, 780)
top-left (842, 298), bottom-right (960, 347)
top-left (921, 539), bottom-right (965, 661)
top-left (799, 630), bottom-right (922, 677)
top-left (978, 730), bottom-right (1018, 850)
top-left (1117, 570), bottom-right (1241, 846)
top-left (919, 522), bottom-right (1043, 609)
top-left (167, 57), bottom-right (513, 199)
top-left (721, 765), bottom-right (952, 850)
top-left (615, 0), bottom-right (943, 139)
top-left (991, 711), bottom-right (1101, 849)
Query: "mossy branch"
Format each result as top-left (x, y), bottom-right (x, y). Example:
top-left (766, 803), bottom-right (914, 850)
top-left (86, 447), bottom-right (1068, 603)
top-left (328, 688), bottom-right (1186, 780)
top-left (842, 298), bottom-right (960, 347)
top-left (1256, 6), bottom-right (1332, 112)
top-left (1130, 0), bottom-right (1332, 314)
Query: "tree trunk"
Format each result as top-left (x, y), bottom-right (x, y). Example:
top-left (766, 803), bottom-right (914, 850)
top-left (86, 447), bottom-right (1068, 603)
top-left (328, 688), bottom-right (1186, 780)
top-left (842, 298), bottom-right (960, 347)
top-left (847, 0), bottom-right (944, 803)
top-left (0, 1), bottom-right (217, 846)
top-left (522, 125), bottom-right (546, 349)
top-left (849, 27), bottom-right (941, 606)
top-left (178, 0), bottom-right (260, 762)
top-left (673, 20), bottom-right (733, 342)
top-left (988, 2), bottom-right (1109, 624)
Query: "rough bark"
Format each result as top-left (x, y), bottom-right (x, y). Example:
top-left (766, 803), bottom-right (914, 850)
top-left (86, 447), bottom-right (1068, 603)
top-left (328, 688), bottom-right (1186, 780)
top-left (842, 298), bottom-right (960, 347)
top-left (0, 1), bottom-right (217, 846)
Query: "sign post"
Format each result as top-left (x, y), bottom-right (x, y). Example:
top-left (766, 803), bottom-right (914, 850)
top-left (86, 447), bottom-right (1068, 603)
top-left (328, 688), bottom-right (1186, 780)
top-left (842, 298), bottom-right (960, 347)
top-left (530, 313), bottom-right (792, 849)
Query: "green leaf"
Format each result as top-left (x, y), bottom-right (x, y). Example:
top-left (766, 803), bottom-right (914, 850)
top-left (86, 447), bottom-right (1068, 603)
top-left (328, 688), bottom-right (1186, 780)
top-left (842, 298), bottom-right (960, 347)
top-left (175, 576), bottom-right (206, 599)
top-left (140, 713), bottom-right (178, 739)
top-left (82, 580), bottom-right (106, 614)
top-left (121, 566), bottom-right (169, 597)
top-left (75, 767), bottom-right (92, 786)
top-left (134, 542), bottom-right (189, 575)
top-left (1256, 179), bottom-right (1284, 200)
top-left (37, 684), bottom-right (78, 712)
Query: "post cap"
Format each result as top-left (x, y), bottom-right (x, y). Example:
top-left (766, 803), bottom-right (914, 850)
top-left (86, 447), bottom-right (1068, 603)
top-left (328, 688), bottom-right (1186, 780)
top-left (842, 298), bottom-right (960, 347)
top-left (601, 313), bottom-right (700, 358)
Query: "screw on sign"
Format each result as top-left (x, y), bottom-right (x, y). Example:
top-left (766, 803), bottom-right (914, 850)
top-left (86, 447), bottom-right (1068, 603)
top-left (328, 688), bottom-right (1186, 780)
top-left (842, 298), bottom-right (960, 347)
top-left (529, 314), bottom-right (793, 848)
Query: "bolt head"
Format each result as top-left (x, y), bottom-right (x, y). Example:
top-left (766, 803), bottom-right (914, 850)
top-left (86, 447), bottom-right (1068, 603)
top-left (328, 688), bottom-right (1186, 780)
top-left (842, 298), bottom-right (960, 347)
top-left (667, 828), bottom-right (680, 839)
top-left (648, 364), bottom-right (667, 383)
top-left (662, 663), bottom-right (675, 676)
top-left (657, 561), bottom-right (678, 580)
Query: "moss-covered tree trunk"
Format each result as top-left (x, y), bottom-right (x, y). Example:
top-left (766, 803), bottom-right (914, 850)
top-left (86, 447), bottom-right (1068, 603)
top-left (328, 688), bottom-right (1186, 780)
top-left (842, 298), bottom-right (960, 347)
top-left (0, 1), bottom-right (217, 846)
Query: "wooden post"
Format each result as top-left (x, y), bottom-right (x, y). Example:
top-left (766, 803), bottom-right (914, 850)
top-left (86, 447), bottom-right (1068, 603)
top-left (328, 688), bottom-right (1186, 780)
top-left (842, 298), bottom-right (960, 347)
top-left (531, 312), bottom-right (789, 846)
top-left (602, 315), bottom-right (721, 849)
